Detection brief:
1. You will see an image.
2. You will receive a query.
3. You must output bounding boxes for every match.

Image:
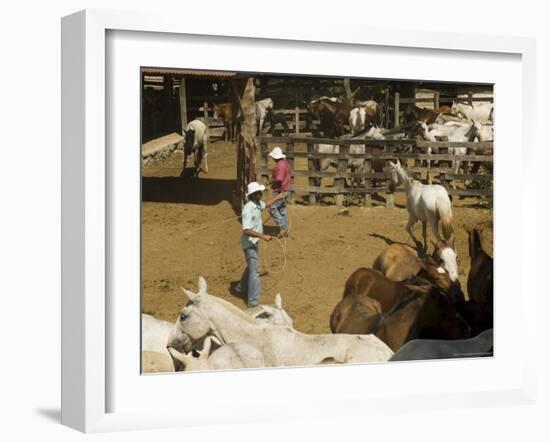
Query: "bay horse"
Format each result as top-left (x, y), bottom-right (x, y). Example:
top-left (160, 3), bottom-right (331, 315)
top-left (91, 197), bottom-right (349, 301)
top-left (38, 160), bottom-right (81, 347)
top-left (372, 243), bottom-right (464, 303)
top-left (403, 104), bottom-right (453, 125)
top-left (329, 268), bottom-right (471, 352)
top-left (467, 228), bottom-right (493, 305)
top-left (307, 96), bottom-right (352, 138)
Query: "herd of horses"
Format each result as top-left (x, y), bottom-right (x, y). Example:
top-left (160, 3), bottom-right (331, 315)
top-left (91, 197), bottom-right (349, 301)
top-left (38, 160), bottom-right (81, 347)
top-left (142, 156), bottom-right (493, 371)
top-left (147, 88), bottom-right (494, 373)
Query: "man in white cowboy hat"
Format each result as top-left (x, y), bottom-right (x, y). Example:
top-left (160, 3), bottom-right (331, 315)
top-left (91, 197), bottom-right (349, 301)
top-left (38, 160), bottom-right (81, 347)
top-left (233, 181), bottom-right (284, 307)
top-left (268, 146), bottom-right (292, 238)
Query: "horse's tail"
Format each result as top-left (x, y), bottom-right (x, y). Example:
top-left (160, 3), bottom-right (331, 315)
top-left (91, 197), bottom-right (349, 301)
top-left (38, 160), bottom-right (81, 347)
top-left (438, 194), bottom-right (454, 244)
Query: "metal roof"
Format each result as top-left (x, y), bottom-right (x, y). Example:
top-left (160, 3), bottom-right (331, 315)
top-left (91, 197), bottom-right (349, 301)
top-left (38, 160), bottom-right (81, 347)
top-left (141, 67), bottom-right (238, 78)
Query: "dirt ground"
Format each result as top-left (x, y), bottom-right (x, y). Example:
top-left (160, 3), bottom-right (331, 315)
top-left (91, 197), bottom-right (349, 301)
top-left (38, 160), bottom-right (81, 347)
top-left (141, 140), bottom-right (493, 334)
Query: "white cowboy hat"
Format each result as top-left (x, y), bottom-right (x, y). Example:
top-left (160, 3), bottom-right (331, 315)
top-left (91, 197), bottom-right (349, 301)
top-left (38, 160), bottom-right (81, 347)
top-left (246, 181), bottom-right (266, 197)
top-left (268, 146), bottom-right (286, 160)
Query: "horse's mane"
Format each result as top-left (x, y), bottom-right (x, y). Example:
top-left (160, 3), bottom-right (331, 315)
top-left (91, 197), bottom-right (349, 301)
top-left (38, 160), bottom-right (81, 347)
top-left (207, 295), bottom-right (266, 326)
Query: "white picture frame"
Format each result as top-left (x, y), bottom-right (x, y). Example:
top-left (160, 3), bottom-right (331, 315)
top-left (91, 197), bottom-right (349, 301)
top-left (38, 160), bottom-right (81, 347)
top-left (61, 9), bottom-right (537, 433)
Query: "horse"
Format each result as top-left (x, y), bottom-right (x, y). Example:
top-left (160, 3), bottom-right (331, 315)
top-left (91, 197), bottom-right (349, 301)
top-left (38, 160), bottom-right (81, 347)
top-left (372, 243), bottom-right (463, 302)
top-left (403, 104), bottom-right (455, 125)
top-left (167, 277), bottom-right (394, 366)
top-left (315, 125), bottom-right (385, 187)
top-left (329, 268), bottom-right (471, 352)
top-left (389, 329), bottom-right (493, 361)
top-left (265, 107), bottom-right (290, 135)
top-left (181, 119), bottom-right (209, 178)
top-left (467, 228), bottom-right (493, 305)
top-left (308, 96), bottom-right (352, 138)
top-left (212, 102), bottom-right (234, 141)
top-left (255, 98), bottom-right (274, 135)
top-left (168, 336), bottom-right (266, 371)
top-left (388, 160), bottom-right (456, 252)
top-left (349, 101), bottom-right (378, 135)
top-left (451, 101), bottom-right (493, 122)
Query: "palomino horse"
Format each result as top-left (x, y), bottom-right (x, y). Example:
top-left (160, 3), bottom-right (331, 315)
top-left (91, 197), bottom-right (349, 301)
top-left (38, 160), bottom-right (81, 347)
top-left (372, 243), bottom-right (463, 302)
top-left (389, 329), bottom-right (493, 361)
top-left (181, 119), bottom-right (208, 178)
top-left (329, 268), bottom-right (471, 352)
top-left (168, 277), bottom-right (393, 366)
top-left (388, 160), bottom-right (456, 252)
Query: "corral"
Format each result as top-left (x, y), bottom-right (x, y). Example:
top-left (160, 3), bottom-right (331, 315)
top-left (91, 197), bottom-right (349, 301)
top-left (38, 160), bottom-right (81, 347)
top-left (141, 140), bottom-right (493, 335)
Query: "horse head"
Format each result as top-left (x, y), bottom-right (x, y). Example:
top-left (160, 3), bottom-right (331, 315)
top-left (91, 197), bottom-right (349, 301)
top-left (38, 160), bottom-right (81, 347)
top-left (167, 276), bottom-right (213, 353)
top-left (431, 240), bottom-right (458, 283)
top-left (418, 257), bottom-right (465, 304)
top-left (416, 284), bottom-right (471, 340)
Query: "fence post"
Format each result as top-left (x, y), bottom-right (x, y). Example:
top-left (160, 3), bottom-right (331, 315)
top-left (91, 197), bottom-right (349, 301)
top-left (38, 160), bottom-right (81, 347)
top-left (385, 144), bottom-right (395, 209)
top-left (434, 91), bottom-right (440, 110)
top-left (260, 141), bottom-right (269, 185)
top-left (294, 83), bottom-right (300, 134)
top-left (307, 143), bottom-right (317, 206)
top-left (468, 92), bottom-right (473, 106)
top-left (335, 143), bottom-right (348, 206)
top-left (203, 100), bottom-right (208, 123)
top-left (286, 142), bottom-right (295, 204)
top-left (394, 92), bottom-right (400, 128)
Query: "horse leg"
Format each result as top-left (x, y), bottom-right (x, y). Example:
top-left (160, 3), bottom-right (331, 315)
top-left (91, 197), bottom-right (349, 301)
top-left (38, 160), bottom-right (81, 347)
top-left (406, 213), bottom-right (420, 247)
top-left (202, 142), bottom-right (209, 174)
top-left (428, 212), bottom-right (442, 244)
top-left (422, 221), bottom-right (428, 252)
top-left (181, 152), bottom-right (188, 177)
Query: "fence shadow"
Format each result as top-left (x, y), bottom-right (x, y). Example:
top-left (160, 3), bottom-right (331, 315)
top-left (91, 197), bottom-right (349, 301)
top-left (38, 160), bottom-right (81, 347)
top-left (142, 175), bottom-right (238, 211)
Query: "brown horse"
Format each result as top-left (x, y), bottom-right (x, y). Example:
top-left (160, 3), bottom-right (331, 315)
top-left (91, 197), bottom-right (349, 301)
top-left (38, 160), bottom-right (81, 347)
top-left (372, 243), bottom-right (464, 304)
top-left (330, 268), bottom-right (471, 352)
top-left (307, 97), bottom-right (352, 138)
top-left (212, 102), bottom-right (235, 141)
top-left (403, 104), bottom-right (453, 125)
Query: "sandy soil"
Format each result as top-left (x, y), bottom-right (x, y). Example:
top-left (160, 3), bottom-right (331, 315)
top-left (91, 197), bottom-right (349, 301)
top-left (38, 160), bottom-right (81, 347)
top-left (141, 140), bottom-right (493, 334)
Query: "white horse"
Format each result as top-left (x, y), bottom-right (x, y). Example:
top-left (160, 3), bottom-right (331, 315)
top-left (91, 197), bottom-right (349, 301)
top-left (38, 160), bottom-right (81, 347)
top-left (142, 294), bottom-right (293, 356)
top-left (182, 119), bottom-right (209, 178)
top-left (255, 98), bottom-right (274, 135)
top-left (168, 336), bottom-right (265, 371)
top-left (451, 102), bottom-right (493, 122)
top-left (168, 277), bottom-right (393, 367)
top-left (388, 160), bottom-right (456, 253)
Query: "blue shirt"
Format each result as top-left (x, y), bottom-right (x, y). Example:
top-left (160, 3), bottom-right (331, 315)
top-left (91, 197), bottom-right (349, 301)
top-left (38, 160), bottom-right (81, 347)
top-left (241, 200), bottom-right (265, 248)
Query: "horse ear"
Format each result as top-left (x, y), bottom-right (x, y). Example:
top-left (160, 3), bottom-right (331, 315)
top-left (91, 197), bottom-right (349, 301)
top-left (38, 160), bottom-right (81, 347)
top-left (388, 160), bottom-right (396, 168)
top-left (274, 293), bottom-right (282, 309)
top-left (181, 287), bottom-right (197, 302)
top-left (198, 276), bottom-right (208, 294)
top-left (201, 336), bottom-right (212, 356)
top-left (167, 347), bottom-right (191, 366)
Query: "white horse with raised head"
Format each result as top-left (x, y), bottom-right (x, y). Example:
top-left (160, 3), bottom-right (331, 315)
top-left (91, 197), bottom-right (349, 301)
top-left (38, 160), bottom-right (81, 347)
top-left (255, 98), bottom-right (274, 135)
top-left (388, 160), bottom-right (457, 279)
top-left (167, 277), bottom-right (393, 367)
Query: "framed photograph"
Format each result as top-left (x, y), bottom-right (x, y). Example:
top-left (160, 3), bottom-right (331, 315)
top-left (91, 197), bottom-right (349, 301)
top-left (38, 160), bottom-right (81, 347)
top-left (62, 9), bottom-right (537, 433)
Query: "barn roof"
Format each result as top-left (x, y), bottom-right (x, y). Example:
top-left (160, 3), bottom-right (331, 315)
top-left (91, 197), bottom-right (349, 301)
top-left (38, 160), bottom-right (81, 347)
top-left (142, 67), bottom-right (238, 78)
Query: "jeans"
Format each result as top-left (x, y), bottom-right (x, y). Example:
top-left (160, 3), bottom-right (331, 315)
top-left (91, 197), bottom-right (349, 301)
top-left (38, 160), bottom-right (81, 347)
top-left (237, 244), bottom-right (260, 306)
top-left (269, 192), bottom-right (289, 230)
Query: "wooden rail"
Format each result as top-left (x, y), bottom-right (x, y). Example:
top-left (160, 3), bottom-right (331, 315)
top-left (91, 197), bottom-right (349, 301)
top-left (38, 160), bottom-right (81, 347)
top-left (257, 136), bottom-right (493, 207)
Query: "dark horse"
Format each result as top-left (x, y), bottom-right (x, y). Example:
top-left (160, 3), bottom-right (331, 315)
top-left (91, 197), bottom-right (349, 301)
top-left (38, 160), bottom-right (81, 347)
top-left (265, 108), bottom-right (290, 135)
top-left (330, 268), bottom-right (471, 352)
top-left (307, 97), bottom-right (352, 138)
top-left (456, 228), bottom-right (493, 335)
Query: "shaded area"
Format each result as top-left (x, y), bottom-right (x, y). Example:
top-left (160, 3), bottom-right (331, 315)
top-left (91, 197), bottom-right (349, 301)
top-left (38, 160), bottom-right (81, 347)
top-left (142, 175), bottom-right (237, 210)
top-left (34, 408), bottom-right (61, 423)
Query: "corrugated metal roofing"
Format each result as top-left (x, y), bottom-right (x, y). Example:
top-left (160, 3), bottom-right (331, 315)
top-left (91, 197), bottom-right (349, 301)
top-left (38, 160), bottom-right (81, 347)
top-left (141, 67), bottom-right (238, 78)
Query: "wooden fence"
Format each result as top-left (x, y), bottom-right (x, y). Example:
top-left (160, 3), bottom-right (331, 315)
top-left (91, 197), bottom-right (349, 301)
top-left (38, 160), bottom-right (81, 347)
top-left (257, 136), bottom-right (493, 207)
